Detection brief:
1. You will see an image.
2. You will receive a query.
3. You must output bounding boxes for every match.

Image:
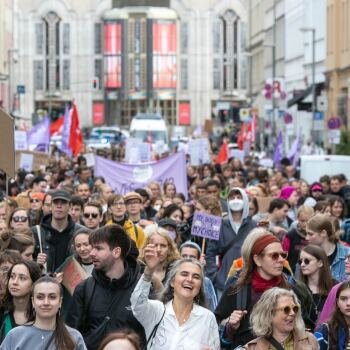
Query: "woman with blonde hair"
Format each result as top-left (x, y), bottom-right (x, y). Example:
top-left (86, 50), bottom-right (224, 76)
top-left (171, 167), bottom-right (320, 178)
top-left (140, 229), bottom-right (180, 298)
top-left (238, 288), bottom-right (318, 349)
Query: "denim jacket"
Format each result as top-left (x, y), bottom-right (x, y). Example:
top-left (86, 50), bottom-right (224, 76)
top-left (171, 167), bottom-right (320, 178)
top-left (331, 242), bottom-right (350, 282)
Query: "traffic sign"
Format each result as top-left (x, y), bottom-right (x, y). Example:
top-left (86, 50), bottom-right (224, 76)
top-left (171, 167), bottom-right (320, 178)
top-left (17, 85), bottom-right (25, 94)
top-left (327, 117), bottom-right (341, 130)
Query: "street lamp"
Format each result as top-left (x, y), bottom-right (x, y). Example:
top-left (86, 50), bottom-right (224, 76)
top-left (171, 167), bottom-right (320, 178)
top-left (300, 27), bottom-right (316, 141)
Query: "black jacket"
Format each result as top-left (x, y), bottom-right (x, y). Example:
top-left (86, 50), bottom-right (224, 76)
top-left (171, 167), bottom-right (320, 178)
top-left (65, 256), bottom-right (145, 350)
top-left (32, 213), bottom-right (84, 272)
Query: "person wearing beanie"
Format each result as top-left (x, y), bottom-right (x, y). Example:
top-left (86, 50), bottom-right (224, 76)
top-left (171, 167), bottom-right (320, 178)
top-left (279, 186), bottom-right (299, 221)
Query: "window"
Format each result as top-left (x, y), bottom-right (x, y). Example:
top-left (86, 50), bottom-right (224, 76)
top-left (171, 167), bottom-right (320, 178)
top-left (212, 20), bottom-right (221, 54)
top-left (180, 22), bottom-right (188, 54)
top-left (63, 23), bottom-right (70, 54)
top-left (213, 58), bottom-right (221, 90)
top-left (94, 23), bottom-right (102, 54)
top-left (34, 61), bottom-right (44, 90)
top-left (35, 23), bottom-right (44, 54)
top-left (180, 59), bottom-right (188, 90)
top-left (94, 59), bottom-right (103, 90)
top-left (62, 60), bottom-right (70, 90)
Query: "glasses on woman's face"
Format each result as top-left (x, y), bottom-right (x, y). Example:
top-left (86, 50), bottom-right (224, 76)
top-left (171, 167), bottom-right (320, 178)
top-left (12, 216), bottom-right (28, 223)
top-left (275, 304), bottom-right (299, 315)
top-left (112, 202), bottom-right (125, 207)
top-left (30, 199), bottom-right (41, 203)
top-left (298, 257), bottom-right (316, 265)
top-left (265, 251), bottom-right (288, 261)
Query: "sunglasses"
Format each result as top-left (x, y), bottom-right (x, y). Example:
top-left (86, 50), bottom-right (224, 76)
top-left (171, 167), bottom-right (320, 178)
top-left (83, 213), bottom-right (99, 219)
top-left (275, 304), bottom-right (299, 315)
top-left (298, 258), bottom-right (315, 265)
top-left (265, 251), bottom-right (288, 261)
top-left (30, 199), bottom-right (41, 203)
top-left (12, 216), bottom-right (28, 223)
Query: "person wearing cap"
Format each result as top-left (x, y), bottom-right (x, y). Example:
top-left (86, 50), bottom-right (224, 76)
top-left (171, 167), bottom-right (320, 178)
top-left (106, 194), bottom-right (145, 249)
top-left (206, 187), bottom-right (256, 297)
top-left (215, 229), bottom-right (314, 349)
top-left (32, 189), bottom-right (84, 272)
top-left (310, 182), bottom-right (324, 200)
top-left (124, 192), bottom-right (143, 224)
top-left (179, 241), bottom-right (218, 312)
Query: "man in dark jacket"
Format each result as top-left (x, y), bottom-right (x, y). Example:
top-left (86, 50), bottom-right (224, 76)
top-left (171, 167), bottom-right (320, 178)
top-left (32, 189), bottom-right (83, 272)
top-left (66, 224), bottom-right (145, 350)
top-left (206, 187), bottom-right (256, 296)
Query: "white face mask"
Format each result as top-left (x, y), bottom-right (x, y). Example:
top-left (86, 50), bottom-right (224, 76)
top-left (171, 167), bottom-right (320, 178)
top-left (153, 205), bottom-right (161, 212)
top-left (229, 199), bottom-right (244, 212)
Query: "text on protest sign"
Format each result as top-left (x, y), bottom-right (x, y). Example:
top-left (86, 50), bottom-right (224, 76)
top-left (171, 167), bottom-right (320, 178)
top-left (191, 211), bottom-right (222, 241)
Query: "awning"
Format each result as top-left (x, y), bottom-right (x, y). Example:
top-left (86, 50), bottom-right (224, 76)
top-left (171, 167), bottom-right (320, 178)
top-left (287, 86), bottom-right (312, 108)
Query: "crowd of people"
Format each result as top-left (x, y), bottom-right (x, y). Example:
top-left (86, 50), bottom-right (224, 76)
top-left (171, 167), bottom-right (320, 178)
top-left (0, 151), bottom-right (349, 349)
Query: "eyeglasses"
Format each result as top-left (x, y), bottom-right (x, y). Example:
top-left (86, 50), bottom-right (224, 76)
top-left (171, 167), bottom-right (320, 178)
top-left (265, 251), bottom-right (288, 261)
top-left (12, 216), bottom-right (28, 223)
top-left (275, 304), bottom-right (299, 315)
top-left (30, 199), bottom-right (41, 203)
top-left (83, 213), bottom-right (99, 219)
top-left (298, 258), bottom-right (316, 265)
top-left (112, 202), bottom-right (125, 207)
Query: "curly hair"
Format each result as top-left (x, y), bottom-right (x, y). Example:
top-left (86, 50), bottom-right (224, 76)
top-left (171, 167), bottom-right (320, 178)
top-left (196, 195), bottom-right (222, 217)
top-left (139, 228), bottom-right (180, 268)
top-left (250, 287), bottom-right (305, 338)
top-left (160, 258), bottom-right (207, 308)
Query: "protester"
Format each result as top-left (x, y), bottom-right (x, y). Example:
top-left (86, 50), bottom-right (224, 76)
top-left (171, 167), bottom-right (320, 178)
top-left (106, 194), bottom-right (145, 249)
top-left (28, 192), bottom-right (44, 225)
top-left (42, 192), bottom-right (52, 216)
top-left (139, 229), bottom-right (180, 298)
top-left (279, 186), bottom-right (299, 221)
top-left (298, 244), bottom-right (336, 321)
top-left (315, 280), bottom-right (350, 349)
top-left (329, 195), bottom-right (346, 224)
top-left (306, 213), bottom-right (350, 281)
top-left (32, 189), bottom-right (84, 272)
top-left (124, 192), bottom-right (144, 224)
top-left (0, 250), bottom-right (22, 299)
top-left (66, 224), bottom-right (145, 350)
top-left (238, 288), bottom-right (318, 349)
top-left (0, 275), bottom-right (87, 350)
top-left (98, 330), bottom-right (141, 350)
top-left (0, 260), bottom-right (42, 342)
top-left (4, 231), bottom-right (35, 261)
top-left (215, 231), bottom-right (314, 348)
top-left (69, 195), bottom-right (84, 224)
top-left (163, 182), bottom-right (176, 199)
top-left (82, 202), bottom-right (103, 230)
top-left (72, 228), bottom-right (93, 275)
top-left (206, 187), bottom-right (256, 295)
top-left (131, 245), bottom-right (220, 350)
top-left (7, 208), bottom-right (30, 232)
top-left (75, 183), bottom-right (91, 203)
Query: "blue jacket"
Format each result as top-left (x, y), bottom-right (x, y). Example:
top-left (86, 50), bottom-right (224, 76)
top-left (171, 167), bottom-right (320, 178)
top-left (331, 242), bottom-right (350, 282)
top-left (315, 322), bottom-right (346, 350)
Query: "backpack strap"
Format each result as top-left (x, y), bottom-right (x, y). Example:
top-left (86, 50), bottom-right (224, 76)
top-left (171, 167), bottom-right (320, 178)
top-left (144, 306), bottom-right (166, 350)
top-left (265, 336), bottom-right (285, 350)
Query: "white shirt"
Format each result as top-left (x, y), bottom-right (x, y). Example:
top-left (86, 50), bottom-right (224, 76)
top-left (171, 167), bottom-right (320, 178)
top-left (131, 276), bottom-right (220, 350)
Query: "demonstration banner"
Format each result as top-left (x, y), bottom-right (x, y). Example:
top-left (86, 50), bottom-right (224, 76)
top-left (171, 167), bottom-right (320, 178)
top-left (191, 211), bottom-right (222, 241)
top-left (94, 152), bottom-right (187, 196)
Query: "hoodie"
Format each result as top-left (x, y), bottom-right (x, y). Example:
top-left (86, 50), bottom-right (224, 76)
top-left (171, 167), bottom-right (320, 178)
top-left (206, 187), bottom-right (256, 290)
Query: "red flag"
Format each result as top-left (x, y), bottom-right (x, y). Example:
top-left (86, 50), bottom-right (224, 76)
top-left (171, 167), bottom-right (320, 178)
top-left (237, 123), bottom-right (246, 150)
top-left (216, 137), bottom-right (229, 164)
top-left (50, 115), bottom-right (64, 136)
top-left (68, 103), bottom-right (83, 157)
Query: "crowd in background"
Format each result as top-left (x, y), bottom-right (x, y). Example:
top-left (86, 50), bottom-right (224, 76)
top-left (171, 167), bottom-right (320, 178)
top-left (0, 150), bottom-right (350, 349)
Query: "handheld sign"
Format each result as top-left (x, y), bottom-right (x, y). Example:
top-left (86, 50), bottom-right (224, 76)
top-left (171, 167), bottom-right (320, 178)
top-left (191, 211), bottom-right (222, 241)
top-left (56, 257), bottom-right (88, 295)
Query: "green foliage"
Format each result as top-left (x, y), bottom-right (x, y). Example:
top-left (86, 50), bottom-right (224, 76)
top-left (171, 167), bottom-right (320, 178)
top-left (336, 131), bottom-right (350, 155)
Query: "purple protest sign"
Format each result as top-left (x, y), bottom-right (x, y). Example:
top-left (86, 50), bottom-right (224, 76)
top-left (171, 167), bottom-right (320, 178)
top-left (27, 116), bottom-right (50, 151)
top-left (94, 152), bottom-right (187, 196)
top-left (191, 211), bottom-right (222, 241)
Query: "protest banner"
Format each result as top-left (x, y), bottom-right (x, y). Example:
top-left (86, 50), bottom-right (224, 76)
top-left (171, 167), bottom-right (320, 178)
top-left (0, 108), bottom-right (15, 178)
top-left (56, 257), bottom-right (88, 295)
top-left (15, 151), bottom-right (50, 172)
top-left (191, 211), bottom-right (222, 251)
top-left (95, 152), bottom-right (187, 196)
top-left (188, 139), bottom-right (210, 166)
top-left (15, 131), bottom-right (28, 150)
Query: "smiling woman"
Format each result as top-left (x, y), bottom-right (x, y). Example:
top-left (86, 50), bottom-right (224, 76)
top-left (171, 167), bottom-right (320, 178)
top-left (131, 245), bottom-right (220, 350)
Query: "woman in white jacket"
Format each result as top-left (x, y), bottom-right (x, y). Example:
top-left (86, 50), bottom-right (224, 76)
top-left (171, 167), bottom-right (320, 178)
top-left (131, 243), bottom-right (220, 350)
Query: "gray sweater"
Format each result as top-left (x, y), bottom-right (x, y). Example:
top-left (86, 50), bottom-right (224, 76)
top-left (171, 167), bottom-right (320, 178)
top-left (0, 325), bottom-right (87, 350)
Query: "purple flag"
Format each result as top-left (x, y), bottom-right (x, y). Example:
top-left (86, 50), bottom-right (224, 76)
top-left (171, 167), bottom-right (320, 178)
top-left (94, 152), bottom-right (187, 196)
top-left (61, 105), bottom-right (72, 156)
top-left (273, 131), bottom-right (284, 170)
top-left (288, 133), bottom-right (302, 168)
top-left (27, 116), bottom-right (50, 152)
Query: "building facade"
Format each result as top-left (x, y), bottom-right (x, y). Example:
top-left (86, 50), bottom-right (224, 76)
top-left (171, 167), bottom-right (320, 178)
top-left (326, 0), bottom-right (350, 130)
top-left (10, 0), bottom-right (249, 130)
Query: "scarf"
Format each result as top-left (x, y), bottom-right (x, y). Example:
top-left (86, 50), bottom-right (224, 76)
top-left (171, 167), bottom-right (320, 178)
top-left (251, 269), bottom-right (282, 293)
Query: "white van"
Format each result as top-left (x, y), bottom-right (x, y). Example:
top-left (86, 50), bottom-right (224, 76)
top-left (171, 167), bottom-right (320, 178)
top-left (130, 114), bottom-right (169, 148)
top-left (300, 155), bottom-right (350, 183)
